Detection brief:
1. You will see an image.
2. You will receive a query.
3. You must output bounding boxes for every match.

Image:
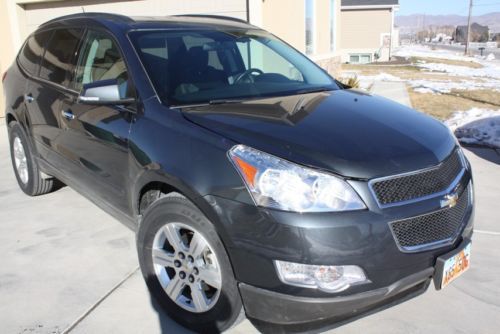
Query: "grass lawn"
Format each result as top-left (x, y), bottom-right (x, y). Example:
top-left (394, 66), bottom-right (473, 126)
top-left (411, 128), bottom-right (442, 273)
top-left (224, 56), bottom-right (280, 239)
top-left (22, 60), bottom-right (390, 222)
top-left (408, 89), bottom-right (500, 120)
top-left (410, 56), bottom-right (484, 69)
top-left (340, 59), bottom-right (498, 120)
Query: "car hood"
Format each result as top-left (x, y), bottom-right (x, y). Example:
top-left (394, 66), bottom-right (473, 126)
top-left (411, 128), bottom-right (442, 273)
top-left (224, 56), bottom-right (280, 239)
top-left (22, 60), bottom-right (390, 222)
top-left (181, 89), bottom-right (455, 179)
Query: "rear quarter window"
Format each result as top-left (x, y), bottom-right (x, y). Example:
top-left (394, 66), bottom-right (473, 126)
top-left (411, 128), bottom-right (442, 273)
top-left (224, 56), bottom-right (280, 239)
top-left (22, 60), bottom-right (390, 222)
top-left (18, 30), bottom-right (53, 76)
top-left (39, 28), bottom-right (83, 86)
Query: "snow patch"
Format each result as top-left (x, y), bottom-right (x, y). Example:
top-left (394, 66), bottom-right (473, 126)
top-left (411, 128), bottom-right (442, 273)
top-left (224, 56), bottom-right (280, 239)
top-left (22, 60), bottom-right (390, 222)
top-left (408, 78), bottom-right (500, 94)
top-left (417, 62), bottom-right (500, 80)
top-left (445, 108), bottom-right (500, 148)
top-left (355, 73), bottom-right (403, 89)
top-left (393, 45), bottom-right (482, 63)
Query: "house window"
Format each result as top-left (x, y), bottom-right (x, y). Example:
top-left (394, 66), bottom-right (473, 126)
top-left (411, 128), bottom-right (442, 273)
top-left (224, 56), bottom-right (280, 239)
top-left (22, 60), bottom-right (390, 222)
top-left (330, 0), bottom-right (336, 52)
top-left (305, 0), bottom-right (315, 55)
top-left (349, 54), bottom-right (372, 64)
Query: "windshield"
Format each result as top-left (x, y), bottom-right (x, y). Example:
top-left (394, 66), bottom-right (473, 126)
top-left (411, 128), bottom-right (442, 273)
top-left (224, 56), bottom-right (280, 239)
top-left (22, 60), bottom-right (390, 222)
top-left (129, 29), bottom-right (339, 106)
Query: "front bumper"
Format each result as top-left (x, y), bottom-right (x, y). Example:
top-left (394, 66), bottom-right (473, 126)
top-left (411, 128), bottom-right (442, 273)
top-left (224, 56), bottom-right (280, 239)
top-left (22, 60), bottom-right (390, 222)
top-left (239, 267), bottom-right (433, 325)
top-left (202, 169), bottom-right (474, 325)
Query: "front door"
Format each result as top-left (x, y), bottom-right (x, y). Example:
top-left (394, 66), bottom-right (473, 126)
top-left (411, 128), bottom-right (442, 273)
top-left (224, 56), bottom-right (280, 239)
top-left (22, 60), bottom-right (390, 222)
top-left (56, 29), bottom-right (136, 215)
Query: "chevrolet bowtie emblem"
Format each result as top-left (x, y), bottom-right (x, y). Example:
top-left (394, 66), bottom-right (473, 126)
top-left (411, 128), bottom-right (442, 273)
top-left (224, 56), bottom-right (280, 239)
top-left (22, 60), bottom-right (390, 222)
top-left (440, 192), bottom-right (459, 208)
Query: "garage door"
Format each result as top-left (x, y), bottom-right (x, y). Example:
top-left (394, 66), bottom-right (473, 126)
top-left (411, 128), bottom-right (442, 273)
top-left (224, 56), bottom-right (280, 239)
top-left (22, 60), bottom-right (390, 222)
top-left (23, 0), bottom-right (247, 36)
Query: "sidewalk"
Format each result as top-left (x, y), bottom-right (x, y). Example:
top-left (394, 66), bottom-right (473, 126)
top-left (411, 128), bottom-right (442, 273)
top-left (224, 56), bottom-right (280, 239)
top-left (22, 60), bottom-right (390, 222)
top-left (371, 81), bottom-right (412, 107)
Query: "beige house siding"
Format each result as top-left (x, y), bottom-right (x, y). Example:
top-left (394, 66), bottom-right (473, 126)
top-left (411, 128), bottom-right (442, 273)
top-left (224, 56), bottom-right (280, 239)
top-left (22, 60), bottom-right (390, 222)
top-left (0, 0), bottom-right (17, 117)
top-left (340, 8), bottom-right (393, 62)
top-left (262, 0), bottom-right (307, 54)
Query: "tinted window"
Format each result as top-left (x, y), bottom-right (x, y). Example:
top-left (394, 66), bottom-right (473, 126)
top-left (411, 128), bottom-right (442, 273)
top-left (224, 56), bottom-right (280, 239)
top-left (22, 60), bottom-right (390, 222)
top-left (74, 30), bottom-right (129, 97)
top-left (40, 29), bottom-right (83, 85)
top-left (18, 30), bottom-right (53, 75)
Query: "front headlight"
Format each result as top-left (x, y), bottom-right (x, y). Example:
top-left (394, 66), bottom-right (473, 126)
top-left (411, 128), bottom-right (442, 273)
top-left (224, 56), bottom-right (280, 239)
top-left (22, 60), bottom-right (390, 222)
top-left (228, 145), bottom-right (366, 212)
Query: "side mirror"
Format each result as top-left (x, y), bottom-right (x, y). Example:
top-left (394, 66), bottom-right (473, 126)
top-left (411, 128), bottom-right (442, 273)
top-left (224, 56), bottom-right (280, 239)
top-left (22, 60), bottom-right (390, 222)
top-left (78, 79), bottom-right (135, 105)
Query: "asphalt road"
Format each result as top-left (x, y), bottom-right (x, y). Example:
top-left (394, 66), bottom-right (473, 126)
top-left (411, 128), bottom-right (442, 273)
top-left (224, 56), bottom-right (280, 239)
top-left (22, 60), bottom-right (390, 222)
top-left (1, 116), bottom-right (500, 334)
top-left (425, 43), bottom-right (500, 58)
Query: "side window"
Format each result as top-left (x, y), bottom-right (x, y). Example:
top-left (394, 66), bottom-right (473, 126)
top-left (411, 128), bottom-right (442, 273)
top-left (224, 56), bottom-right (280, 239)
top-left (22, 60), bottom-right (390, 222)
top-left (18, 30), bottom-right (53, 75)
top-left (39, 29), bottom-right (83, 85)
top-left (74, 30), bottom-right (129, 98)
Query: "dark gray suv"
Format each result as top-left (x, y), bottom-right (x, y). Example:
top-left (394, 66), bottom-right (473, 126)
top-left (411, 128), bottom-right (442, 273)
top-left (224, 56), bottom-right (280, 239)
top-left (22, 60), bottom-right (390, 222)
top-left (3, 13), bottom-right (473, 333)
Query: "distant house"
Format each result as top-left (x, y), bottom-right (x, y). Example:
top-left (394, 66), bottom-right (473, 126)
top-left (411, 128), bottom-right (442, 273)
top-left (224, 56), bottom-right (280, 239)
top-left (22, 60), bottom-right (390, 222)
top-left (454, 23), bottom-right (489, 43)
top-left (340, 0), bottom-right (399, 63)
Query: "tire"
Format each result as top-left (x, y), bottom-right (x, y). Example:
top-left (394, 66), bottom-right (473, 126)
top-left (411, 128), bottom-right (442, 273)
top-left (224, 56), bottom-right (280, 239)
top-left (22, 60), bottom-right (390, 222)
top-left (8, 121), bottom-right (56, 196)
top-left (137, 196), bottom-right (243, 333)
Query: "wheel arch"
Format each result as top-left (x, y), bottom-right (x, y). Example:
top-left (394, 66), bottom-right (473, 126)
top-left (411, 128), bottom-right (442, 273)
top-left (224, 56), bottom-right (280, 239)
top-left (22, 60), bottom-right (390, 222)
top-left (133, 172), bottom-right (227, 236)
top-left (6, 112), bottom-right (18, 127)
top-left (133, 171), bottom-right (236, 271)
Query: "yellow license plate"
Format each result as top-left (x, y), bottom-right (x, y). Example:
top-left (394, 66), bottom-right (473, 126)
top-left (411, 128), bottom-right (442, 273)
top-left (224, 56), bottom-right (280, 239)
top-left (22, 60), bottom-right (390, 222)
top-left (439, 242), bottom-right (471, 289)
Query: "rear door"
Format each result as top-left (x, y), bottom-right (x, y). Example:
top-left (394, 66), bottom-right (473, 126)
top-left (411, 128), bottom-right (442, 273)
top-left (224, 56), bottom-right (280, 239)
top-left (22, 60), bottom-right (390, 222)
top-left (21, 29), bottom-right (53, 161)
top-left (24, 28), bottom-right (83, 164)
top-left (55, 29), bottom-right (136, 214)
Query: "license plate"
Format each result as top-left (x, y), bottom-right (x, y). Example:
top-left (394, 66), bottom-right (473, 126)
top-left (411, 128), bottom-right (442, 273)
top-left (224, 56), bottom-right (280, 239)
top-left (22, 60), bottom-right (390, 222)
top-left (434, 241), bottom-right (471, 290)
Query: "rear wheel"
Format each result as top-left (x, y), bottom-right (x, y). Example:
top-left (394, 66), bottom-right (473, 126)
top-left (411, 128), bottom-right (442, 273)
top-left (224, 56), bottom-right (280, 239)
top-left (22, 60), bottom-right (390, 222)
top-left (8, 122), bottom-right (56, 196)
top-left (137, 196), bottom-right (242, 333)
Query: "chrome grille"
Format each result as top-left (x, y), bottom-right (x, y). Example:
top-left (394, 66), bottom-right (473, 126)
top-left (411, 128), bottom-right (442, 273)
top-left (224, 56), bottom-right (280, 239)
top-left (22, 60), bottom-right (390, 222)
top-left (389, 183), bottom-right (471, 252)
top-left (370, 149), bottom-right (463, 206)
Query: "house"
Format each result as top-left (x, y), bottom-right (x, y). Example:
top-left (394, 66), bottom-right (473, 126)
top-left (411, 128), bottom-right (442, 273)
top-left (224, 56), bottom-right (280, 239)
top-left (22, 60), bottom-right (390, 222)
top-left (454, 23), bottom-right (490, 44)
top-left (0, 0), bottom-right (347, 116)
top-left (340, 0), bottom-right (399, 63)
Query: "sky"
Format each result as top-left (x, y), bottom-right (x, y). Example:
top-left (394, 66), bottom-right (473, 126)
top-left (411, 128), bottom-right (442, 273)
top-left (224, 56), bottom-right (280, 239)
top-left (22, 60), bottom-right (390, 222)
top-left (397, 0), bottom-right (500, 16)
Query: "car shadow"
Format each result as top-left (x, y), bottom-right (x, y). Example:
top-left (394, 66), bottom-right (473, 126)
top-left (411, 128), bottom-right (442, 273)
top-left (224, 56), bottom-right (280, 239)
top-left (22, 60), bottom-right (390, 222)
top-left (462, 145), bottom-right (500, 165)
top-left (147, 272), bottom-right (234, 334)
top-left (150, 295), bottom-right (195, 334)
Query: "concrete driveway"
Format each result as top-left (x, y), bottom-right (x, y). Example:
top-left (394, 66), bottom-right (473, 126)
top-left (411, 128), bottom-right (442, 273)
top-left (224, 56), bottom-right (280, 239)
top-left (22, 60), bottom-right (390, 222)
top-left (1, 117), bottom-right (499, 334)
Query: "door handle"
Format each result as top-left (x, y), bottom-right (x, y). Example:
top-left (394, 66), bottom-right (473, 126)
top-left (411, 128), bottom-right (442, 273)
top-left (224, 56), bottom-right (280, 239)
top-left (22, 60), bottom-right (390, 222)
top-left (61, 110), bottom-right (75, 120)
top-left (24, 94), bottom-right (34, 103)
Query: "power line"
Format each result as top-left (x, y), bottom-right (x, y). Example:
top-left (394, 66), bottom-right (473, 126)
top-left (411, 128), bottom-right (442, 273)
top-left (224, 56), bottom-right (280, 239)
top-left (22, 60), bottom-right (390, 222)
top-left (473, 2), bottom-right (500, 6)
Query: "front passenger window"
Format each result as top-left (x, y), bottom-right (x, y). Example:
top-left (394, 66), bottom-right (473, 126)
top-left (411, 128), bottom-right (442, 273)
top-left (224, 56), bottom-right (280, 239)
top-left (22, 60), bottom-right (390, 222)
top-left (74, 31), bottom-right (130, 98)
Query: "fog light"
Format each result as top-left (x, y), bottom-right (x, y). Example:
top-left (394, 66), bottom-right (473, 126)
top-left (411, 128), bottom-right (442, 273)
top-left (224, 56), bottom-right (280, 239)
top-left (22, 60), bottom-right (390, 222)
top-left (275, 261), bottom-right (369, 293)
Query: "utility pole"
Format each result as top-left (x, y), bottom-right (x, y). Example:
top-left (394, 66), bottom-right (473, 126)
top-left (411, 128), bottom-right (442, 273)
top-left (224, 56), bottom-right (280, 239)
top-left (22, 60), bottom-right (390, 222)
top-left (464, 0), bottom-right (473, 55)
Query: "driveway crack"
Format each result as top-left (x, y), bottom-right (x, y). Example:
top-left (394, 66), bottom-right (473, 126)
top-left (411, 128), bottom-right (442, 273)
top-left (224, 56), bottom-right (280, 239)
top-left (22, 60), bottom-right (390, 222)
top-left (61, 266), bottom-right (140, 333)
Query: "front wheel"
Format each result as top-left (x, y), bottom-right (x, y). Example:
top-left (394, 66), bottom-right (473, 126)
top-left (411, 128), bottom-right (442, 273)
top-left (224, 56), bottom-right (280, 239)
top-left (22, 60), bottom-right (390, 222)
top-left (136, 196), bottom-right (242, 333)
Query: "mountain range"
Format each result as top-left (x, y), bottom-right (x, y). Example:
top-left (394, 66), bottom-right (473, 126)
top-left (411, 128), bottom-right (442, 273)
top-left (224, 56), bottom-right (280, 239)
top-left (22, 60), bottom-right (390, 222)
top-left (395, 12), bottom-right (500, 34)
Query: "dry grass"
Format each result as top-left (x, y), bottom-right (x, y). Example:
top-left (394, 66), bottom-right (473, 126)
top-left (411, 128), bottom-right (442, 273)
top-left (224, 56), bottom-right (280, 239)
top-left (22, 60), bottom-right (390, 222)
top-left (341, 63), bottom-right (419, 76)
top-left (338, 76), bottom-right (361, 88)
top-left (411, 56), bottom-right (483, 69)
top-left (451, 89), bottom-right (500, 107)
top-left (408, 89), bottom-right (499, 120)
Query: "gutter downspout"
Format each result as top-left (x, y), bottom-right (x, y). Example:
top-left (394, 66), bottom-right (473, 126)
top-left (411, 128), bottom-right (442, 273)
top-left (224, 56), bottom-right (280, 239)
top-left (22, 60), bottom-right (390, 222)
top-left (389, 7), bottom-right (394, 60)
top-left (246, 0), bottom-right (250, 22)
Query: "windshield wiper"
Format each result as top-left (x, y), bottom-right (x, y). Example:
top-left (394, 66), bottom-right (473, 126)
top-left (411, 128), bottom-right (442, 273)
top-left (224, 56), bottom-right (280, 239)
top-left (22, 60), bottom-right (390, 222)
top-left (295, 87), bottom-right (334, 95)
top-left (208, 98), bottom-right (244, 105)
top-left (171, 99), bottom-right (244, 108)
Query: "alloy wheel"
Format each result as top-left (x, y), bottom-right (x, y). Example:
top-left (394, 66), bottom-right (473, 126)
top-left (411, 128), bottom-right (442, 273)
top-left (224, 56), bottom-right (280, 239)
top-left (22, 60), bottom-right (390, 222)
top-left (152, 222), bottom-right (222, 313)
top-left (13, 136), bottom-right (29, 184)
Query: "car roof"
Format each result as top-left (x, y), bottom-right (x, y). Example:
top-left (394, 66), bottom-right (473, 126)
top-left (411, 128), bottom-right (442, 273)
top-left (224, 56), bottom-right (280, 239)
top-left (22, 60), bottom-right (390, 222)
top-left (39, 12), bottom-right (258, 31)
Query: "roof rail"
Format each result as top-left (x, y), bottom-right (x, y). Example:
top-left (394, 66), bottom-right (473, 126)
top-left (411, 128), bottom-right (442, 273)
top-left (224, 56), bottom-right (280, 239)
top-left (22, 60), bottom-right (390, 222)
top-left (40, 12), bottom-right (134, 27)
top-left (172, 14), bottom-right (248, 24)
